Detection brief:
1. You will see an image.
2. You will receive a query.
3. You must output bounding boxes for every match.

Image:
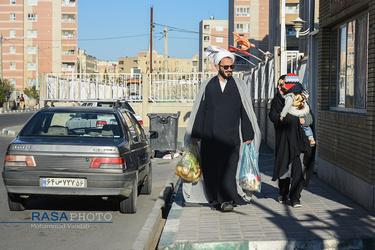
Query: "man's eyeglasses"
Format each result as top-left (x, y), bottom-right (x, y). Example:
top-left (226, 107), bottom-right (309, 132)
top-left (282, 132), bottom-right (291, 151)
top-left (219, 64), bottom-right (235, 70)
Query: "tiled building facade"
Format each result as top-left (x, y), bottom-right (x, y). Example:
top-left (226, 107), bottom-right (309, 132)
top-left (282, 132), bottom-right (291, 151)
top-left (0, 0), bottom-right (77, 95)
top-left (317, 0), bottom-right (374, 210)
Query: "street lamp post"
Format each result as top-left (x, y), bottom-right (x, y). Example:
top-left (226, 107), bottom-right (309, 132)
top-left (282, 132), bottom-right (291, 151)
top-left (280, 0), bottom-right (287, 75)
top-left (292, 17), bottom-right (307, 38)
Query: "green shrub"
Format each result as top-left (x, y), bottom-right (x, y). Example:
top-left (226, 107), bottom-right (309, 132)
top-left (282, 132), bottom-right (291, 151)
top-left (0, 79), bottom-right (14, 107)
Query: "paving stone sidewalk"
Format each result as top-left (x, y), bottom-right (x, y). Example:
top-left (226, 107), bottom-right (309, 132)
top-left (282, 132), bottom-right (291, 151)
top-left (159, 144), bottom-right (375, 250)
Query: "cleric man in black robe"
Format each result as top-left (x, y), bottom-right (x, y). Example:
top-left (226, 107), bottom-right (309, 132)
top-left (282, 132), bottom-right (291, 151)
top-left (189, 50), bottom-right (256, 212)
top-left (269, 75), bottom-right (316, 208)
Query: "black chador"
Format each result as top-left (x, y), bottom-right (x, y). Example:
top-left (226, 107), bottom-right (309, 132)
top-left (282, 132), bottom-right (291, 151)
top-left (192, 76), bottom-right (254, 204)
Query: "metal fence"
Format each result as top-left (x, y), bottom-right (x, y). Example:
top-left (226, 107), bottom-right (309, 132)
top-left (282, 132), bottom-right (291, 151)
top-left (41, 72), bottom-right (243, 103)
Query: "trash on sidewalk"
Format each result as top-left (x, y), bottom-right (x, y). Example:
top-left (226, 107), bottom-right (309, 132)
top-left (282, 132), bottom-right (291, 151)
top-left (162, 153), bottom-right (181, 160)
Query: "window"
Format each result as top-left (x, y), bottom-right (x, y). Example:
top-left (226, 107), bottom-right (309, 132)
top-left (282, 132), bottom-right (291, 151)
top-left (204, 36), bottom-right (210, 42)
top-left (216, 25), bottom-right (224, 31)
top-left (330, 13), bottom-right (368, 110)
top-left (216, 37), bottom-right (224, 43)
top-left (10, 0), bottom-right (16, 5)
top-left (27, 30), bottom-right (38, 38)
top-left (27, 46), bottom-right (37, 54)
top-left (28, 0), bottom-right (37, 5)
top-left (286, 25), bottom-right (296, 36)
top-left (20, 111), bottom-right (122, 138)
top-left (28, 14), bottom-right (38, 22)
top-left (236, 23), bottom-right (250, 33)
top-left (236, 7), bottom-right (250, 17)
top-left (187, 62), bottom-right (190, 65)
top-left (204, 25), bottom-right (210, 31)
top-left (10, 78), bottom-right (16, 86)
top-left (10, 13), bottom-right (16, 21)
top-left (286, 3), bottom-right (299, 14)
top-left (27, 78), bottom-right (36, 86)
top-left (10, 46), bottom-right (16, 54)
top-left (27, 62), bottom-right (36, 70)
top-left (120, 111), bottom-right (140, 142)
top-left (10, 29), bottom-right (16, 38)
top-left (10, 62), bottom-right (16, 70)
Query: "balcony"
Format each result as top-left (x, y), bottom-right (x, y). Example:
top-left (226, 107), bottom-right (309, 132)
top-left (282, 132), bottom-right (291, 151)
top-left (61, 31), bottom-right (75, 39)
top-left (62, 0), bottom-right (76, 7)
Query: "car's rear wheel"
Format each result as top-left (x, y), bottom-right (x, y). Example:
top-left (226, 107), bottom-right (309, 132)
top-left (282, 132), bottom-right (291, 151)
top-left (140, 163), bottom-right (152, 195)
top-left (7, 193), bottom-right (26, 211)
top-left (119, 175), bottom-right (138, 214)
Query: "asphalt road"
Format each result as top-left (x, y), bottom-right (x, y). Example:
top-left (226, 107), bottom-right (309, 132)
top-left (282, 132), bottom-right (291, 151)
top-left (0, 112), bottom-right (179, 250)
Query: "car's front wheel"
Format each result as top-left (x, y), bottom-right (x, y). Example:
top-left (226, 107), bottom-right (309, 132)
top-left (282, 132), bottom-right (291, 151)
top-left (119, 175), bottom-right (138, 214)
top-left (7, 193), bottom-right (26, 211)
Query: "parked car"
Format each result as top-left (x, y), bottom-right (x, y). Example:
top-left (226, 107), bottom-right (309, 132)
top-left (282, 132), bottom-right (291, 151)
top-left (2, 106), bottom-right (153, 214)
top-left (81, 99), bottom-right (143, 126)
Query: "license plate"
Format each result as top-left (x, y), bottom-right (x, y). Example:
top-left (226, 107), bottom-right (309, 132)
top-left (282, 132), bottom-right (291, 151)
top-left (40, 177), bottom-right (87, 188)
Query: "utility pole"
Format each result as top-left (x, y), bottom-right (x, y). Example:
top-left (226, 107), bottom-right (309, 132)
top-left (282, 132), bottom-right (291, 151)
top-left (0, 33), bottom-right (3, 82)
top-left (150, 6), bottom-right (153, 74)
top-left (164, 26), bottom-right (168, 72)
top-left (36, 44), bottom-right (39, 90)
top-left (280, 0), bottom-right (287, 75)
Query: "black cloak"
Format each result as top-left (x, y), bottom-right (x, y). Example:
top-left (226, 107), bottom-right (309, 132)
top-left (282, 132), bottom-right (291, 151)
top-left (269, 91), bottom-right (316, 187)
top-left (191, 76), bottom-right (254, 203)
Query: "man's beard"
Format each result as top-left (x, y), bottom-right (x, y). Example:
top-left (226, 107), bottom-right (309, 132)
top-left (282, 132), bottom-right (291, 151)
top-left (218, 68), bottom-right (232, 80)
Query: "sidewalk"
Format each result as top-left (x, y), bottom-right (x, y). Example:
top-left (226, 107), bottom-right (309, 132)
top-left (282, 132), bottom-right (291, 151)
top-left (158, 144), bottom-right (375, 250)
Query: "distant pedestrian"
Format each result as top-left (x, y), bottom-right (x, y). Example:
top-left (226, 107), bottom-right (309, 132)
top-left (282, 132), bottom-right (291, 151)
top-left (184, 46), bottom-right (261, 212)
top-left (16, 96), bottom-right (20, 109)
top-left (269, 74), bottom-right (316, 208)
top-left (279, 73), bottom-right (315, 147)
top-left (20, 94), bottom-right (25, 110)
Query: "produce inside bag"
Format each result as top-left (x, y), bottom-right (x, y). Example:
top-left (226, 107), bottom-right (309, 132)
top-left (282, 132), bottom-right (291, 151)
top-left (174, 144), bottom-right (201, 183)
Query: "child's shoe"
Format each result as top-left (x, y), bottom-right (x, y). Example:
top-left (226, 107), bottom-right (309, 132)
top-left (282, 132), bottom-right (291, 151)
top-left (308, 136), bottom-right (315, 147)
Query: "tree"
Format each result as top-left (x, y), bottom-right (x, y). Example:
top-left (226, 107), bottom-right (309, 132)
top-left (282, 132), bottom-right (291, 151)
top-left (0, 79), bottom-right (14, 107)
top-left (24, 86), bottom-right (39, 100)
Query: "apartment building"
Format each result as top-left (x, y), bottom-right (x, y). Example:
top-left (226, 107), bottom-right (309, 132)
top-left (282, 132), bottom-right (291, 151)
top-left (118, 51), bottom-right (199, 75)
top-left (198, 18), bottom-right (228, 72)
top-left (0, 0), bottom-right (77, 95)
top-left (96, 60), bottom-right (118, 74)
top-left (268, 0), bottom-right (300, 53)
top-left (229, 0), bottom-right (269, 71)
top-left (77, 49), bottom-right (97, 74)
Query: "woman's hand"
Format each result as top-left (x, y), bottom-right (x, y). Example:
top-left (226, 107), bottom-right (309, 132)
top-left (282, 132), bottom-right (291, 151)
top-left (191, 138), bottom-right (200, 145)
top-left (299, 118), bottom-right (305, 125)
top-left (245, 140), bottom-right (252, 145)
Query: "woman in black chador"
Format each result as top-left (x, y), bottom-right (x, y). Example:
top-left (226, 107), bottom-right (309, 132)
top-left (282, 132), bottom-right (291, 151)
top-left (269, 74), bottom-right (316, 208)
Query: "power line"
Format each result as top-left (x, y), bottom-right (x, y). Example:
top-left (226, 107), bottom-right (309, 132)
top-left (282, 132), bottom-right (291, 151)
top-left (153, 22), bottom-right (230, 39)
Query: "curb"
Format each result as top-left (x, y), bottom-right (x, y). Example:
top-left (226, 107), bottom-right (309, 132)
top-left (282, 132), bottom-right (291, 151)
top-left (131, 171), bottom-right (180, 250)
top-left (0, 109), bottom-right (37, 114)
top-left (1, 128), bottom-right (19, 137)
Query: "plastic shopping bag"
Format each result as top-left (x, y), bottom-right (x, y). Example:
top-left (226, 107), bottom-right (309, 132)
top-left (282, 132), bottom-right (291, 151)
top-left (238, 143), bottom-right (261, 192)
top-left (174, 144), bottom-right (202, 183)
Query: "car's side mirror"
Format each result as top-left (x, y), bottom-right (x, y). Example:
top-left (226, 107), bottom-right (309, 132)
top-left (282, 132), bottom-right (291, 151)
top-left (149, 131), bottom-right (158, 139)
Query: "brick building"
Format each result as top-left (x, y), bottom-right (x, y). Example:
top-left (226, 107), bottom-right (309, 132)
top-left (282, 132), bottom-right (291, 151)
top-left (317, 0), bottom-right (374, 210)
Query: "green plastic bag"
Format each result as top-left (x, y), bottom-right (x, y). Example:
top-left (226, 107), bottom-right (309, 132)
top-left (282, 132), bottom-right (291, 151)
top-left (174, 144), bottom-right (201, 183)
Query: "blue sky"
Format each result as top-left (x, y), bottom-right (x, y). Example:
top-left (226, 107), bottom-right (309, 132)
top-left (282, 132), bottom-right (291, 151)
top-left (77, 0), bottom-right (228, 61)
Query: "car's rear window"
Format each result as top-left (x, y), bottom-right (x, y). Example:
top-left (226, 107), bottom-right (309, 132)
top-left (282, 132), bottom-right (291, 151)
top-left (20, 111), bottom-right (123, 138)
